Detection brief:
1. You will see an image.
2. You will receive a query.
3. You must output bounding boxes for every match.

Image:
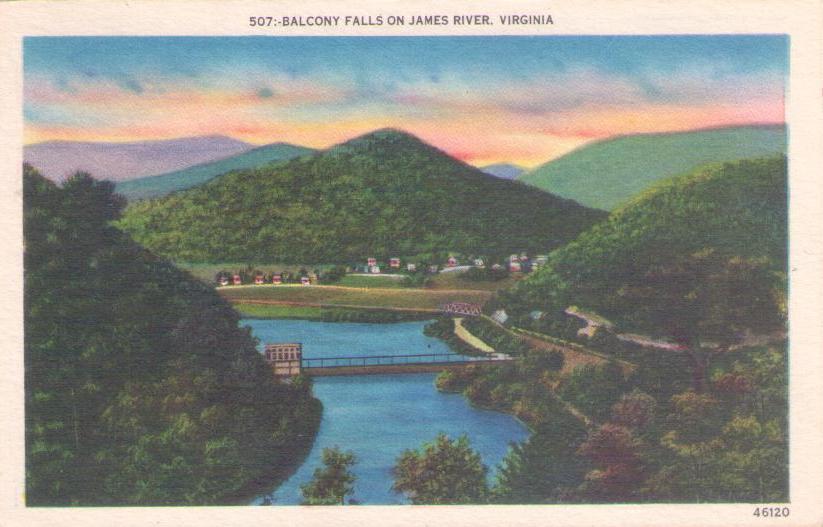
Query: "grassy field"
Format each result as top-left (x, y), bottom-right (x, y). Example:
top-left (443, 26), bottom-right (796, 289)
top-left (219, 284), bottom-right (492, 311)
top-left (424, 271), bottom-right (523, 292)
top-left (336, 274), bottom-right (407, 288)
top-left (233, 303), bottom-right (326, 320)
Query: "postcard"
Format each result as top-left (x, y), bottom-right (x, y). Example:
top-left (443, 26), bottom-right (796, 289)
top-left (0, 1), bottom-right (821, 526)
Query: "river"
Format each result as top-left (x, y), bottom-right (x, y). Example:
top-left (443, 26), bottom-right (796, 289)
top-left (243, 319), bottom-right (529, 505)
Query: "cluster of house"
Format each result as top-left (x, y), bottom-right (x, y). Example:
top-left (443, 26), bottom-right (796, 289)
top-left (216, 252), bottom-right (551, 287)
top-left (218, 272), bottom-right (314, 287)
top-left (357, 253), bottom-right (549, 275)
top-left (496, 253), bottom-right (549, 273)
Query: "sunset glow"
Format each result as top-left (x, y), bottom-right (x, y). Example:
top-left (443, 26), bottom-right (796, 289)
top-left (24, 36), bottom-right (787, 167)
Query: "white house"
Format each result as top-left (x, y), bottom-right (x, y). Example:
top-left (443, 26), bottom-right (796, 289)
top-left (491, 309), bottom-right (509, 325)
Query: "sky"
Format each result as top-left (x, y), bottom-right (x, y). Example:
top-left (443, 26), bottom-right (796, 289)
top-left (24, 35), bottom-right (788, 167)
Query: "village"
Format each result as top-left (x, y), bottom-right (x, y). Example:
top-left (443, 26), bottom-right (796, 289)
top-left (214, 252), bottom-right (550, 287)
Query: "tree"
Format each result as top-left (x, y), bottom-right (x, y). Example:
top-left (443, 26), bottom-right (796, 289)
top-left (610, 390), bottom-right (656, 430)
top-left (24, 165), bottom-right (321, 505)
top-left (576, 424), bottom-right (646, 501)
top-left (611, 250), bottom-right (784, 392)
top-left (392, 434), bottom-right (488, 504)
top-left (493, 413), bottom-right (588, 503)
top-left (519, 349), bottom-right (565, 378)
top-left (301, 447), bottom-right (357, 505)
top-left (649, 391), bottom-right (725, 502)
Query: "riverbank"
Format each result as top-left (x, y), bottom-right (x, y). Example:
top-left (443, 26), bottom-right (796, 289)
top-left (228, 394), bottom-right (323, 505)
top-left (234, 303), bottom-right (433, 323)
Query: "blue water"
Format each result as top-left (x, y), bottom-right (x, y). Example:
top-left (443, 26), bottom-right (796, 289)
top-left (242, 319), bottom-right (529, 505)
top-left (243, 319), bottom-right (453, 360)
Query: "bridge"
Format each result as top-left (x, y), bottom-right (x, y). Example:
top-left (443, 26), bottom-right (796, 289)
top-left (300, 352), bottom-right (511, 377)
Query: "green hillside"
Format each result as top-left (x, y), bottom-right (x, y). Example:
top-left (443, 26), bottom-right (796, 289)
top-left (497, 155), bottom-right (788, 324)
top-left (115, 142), bottom-right (316, 201)
top-left (24, 166), bottom-right (320, 505)
top-left (519, 125), bottom-right (786, 210)
top-left (117, 129), bottom-right (607, 264)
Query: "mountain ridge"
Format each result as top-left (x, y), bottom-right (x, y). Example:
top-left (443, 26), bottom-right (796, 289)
top-left (118, 128), bottom-right (607, 264)
top-left (24, 135), bottom-right (254, 182)
top-left (115, 141), bottom-right (316, 200)
top-left (497, 155), bottom-right (788, 321)
top-left (518, 124), bottom-right (787, 210)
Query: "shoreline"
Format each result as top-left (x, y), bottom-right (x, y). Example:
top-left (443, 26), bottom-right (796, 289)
top-left (226, 397), bottom-right (324, 506)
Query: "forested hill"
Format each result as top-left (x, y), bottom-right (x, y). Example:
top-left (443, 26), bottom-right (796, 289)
top-left (519, 125), bottom-right (786, 210)
top-left (117, 129), bottom-right (607, 264)
top-left (115, 142), bottom-right (316, 201)
top-left (495, 155), bottom-right (788, 326)
top-left (24, 165), bottom-right (320, 505)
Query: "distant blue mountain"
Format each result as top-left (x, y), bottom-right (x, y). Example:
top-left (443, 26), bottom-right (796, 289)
top-left (480, 163), bottom-right (526, 180)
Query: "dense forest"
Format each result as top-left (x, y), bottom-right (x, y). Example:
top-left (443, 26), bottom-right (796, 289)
top-left (117, 129), bottom-right (607, 264)
top-left (417, 156), bottom-right (789, 503)
top-left (115, 142), bottom-right (316, 201)
top-left (494, 156), bottom-right (787, 334)
top-left (435, 339), bottom-right (786, 503)
top-left (24, 165), bottom-right (321, 505)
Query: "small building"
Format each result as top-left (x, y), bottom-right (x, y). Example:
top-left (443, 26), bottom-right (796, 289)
top-left (367, 257), bottom-right (377, 267)
top-left (232, 274), bottom-right (242, 285)
top-left (508, 261), bottom-right (522, 272)
top-left (473, 258), bottom-right (485, 267)
top-left (428, 264), bottom-right (439, 273)
top-left (301, 276), bottom-right (311, 286)
top-left (389, 257), bottom-right (401, 269)
top-left (265, 343), bottom-right (302, 377)
top-left (406, 263), bottom-right (417, 272)
top-left (491, 309), bottom-right (509, 325)
top-left (254, 274), bottom-right (265, 285)
top-left (272, 274), bottom-right (282, 285)
top-left (509, 254), bottom-right (520, 263)
top-left (491, 263), bottom-right (504, 271)
top-left (218, 276), bottom-right (230, 286)
top-left (447, 256), bottom-right (458, 267)
top-left (370, 265), bottom-right (381, 274)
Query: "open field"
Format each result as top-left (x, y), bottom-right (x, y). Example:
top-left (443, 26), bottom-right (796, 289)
top-left (233, 303), bottom-right (326, 320)
top-left (218, 284), bottom-right (493, 311)
top-left (336, 274), bottom-right (407, 288)
top-left (424, 271), bottom-right (524, 292)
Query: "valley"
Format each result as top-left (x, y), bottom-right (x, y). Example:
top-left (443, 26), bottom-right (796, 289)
top-left (25, 130), bottom-right (790, 506)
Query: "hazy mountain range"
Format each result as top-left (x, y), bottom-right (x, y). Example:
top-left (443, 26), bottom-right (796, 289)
top-left (26, 124), bottom-right (786, 211)
top-left (24, 135), bottom-right (253, 182)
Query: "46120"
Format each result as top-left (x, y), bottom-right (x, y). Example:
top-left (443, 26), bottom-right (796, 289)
top-left (753, 506), bottom-right (790, 518)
